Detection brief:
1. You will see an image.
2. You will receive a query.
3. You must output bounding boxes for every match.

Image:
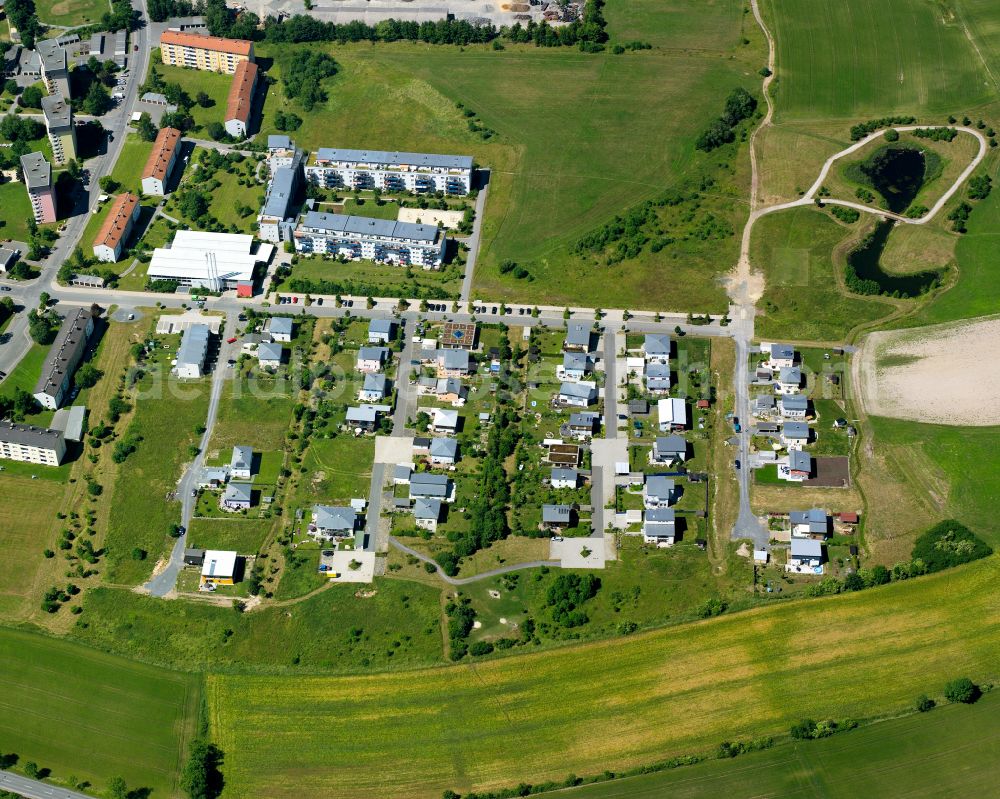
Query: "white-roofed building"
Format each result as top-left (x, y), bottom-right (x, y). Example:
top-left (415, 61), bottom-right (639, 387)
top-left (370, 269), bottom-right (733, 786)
top-left (200, 550), bottom-right (238, 585)
top-left (657, 398), bottom-right (687, 431)
top-left (305, 147), bottom-right (473, 195)
top-left (148, 230), bottom-right (266, 291)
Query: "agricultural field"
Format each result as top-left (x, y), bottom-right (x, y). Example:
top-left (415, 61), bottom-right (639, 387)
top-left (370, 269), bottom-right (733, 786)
top-left (560, 689), bottom-right (1000, 798)
top-left (762, 0), bottom-right (994, 122)
top-left (0, 627), bottom-right (200, 797)
top-left (750, 208), bottom-right (896, 341)
top-left (0, 478), bottom-right (65, 619)
top-left (257, 9), bottom-right (762, 310)
top-left (207, 555), bottom-right (1000, 799)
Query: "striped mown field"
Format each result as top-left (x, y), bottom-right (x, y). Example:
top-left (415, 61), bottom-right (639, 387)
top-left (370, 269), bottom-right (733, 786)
top-left (208, 556), bottom-right (1000, 799)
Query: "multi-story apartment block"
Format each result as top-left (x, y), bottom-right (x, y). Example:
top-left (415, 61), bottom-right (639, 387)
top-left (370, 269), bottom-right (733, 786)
top-left (36, 38), bottom-right (71, 98)
top-left (33, 308), bottom-right (95, 410)
top-left (257, 150), bottom-right (303, 243)
top-left (266, 135), bottom-right (297, 175)
top-left (224, 59), bottom-right (258, 138)
top-left (141, 126), bottom-right (181, 195)
top-left (294, 210), bottom-right (447, 269)
top-left (93, 193), bottom-right (140, 263)
top-left (20, 151), bottom-right (56, 224)
top-left (40, 93), bottom-right (76, 165)
top-left (159, 30), bottom-right (254, 74)
top-left (0, 423), bottom-right (66, 466)
top-left (304, 148), bottom-right (473, 195)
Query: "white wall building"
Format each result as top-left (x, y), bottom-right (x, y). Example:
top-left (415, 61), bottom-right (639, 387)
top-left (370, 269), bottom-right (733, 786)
top-left (148, 230), bottom-right (269, 291)
top-left (305, 148), bottom-right (473, 195)
top-left (294, 211), bottom-right (446, 269)
top-left (0, 422), bottom-right (66, 465)
top-left (174, 324), bottom-right (210, 378)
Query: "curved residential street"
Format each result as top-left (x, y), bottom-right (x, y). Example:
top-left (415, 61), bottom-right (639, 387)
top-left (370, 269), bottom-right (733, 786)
top-left (390, 537), bottom-right (561, 585)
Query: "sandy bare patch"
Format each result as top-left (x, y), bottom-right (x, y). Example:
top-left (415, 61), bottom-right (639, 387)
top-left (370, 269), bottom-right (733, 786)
top-left (397, 208), bottom-right (464, 230)
top-left (855, 315), bottom-right (1000, 426)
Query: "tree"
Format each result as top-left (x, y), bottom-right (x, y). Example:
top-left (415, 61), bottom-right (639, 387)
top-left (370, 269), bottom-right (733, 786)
top-left (3, 79), bottom-right (18, 96)
top-left (206, 121), bottom-right (228, 141)
top-left (181, 740), bottom-right (225, 799)
top-left (108, 775), bottom-right (129, 799)
top-left (196, 90), bottom-right (213, 108)
top-left (944, 677), bottom-right (979, 704)
top-left (179, 190), bottom-right (210, 220)
top-left (75, 363), bottom-right (104, 389)
top-left (136, 112), bottom-right (158, 142)
top-left (20, 84), bottom-right (43, 109)
top-left (884, 128), bottom-right (900, 142)
top-left (99, 175), bottom-right (121, 193)
top-left (23, 761), bottom-right (39, 779)
top-left (28, 310), bottom-right (58, 344)
top-left (915, 694), bottom-right (935, 712)
top-left (911, 520), bottom-right (992, 572)
top-left (83, 80), bottom-right (113, 116)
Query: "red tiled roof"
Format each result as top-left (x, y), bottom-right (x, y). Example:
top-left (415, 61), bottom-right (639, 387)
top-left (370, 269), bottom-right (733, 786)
top-left (143, 127), bottom-right (181, 182)
top-left (226, 60), bottom-right (258, 124)
top-left (160, 29), bottom-right (253, 57)
top-left (94, 193), bottom-right (139, 251)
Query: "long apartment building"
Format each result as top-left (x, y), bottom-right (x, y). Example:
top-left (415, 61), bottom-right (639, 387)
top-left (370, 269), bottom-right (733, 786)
top-left (224, 59), bottom-right (258, 138)
top-left (36, 38), bottom-right (71, 98)
top-left (40, 93), bottom-right (76, 165)
top-left (93, 193), bottom-right (140, 263)
top-left (0, 422), bottom-right (66, 466)
top-left (159, 30), bottom-right (254, 74)
top-left (258, 150), bottom-right (304, 243)
top-left (294, 210), bottom-right (446, 269)
top-left (304, 148), bottom-right (473, 195)
top-left (141, 126), bottom-right (181, 195)
top-left (33, 308), bottom-right (95, 410)
top-left (20, 151), bottom-right (56, 224)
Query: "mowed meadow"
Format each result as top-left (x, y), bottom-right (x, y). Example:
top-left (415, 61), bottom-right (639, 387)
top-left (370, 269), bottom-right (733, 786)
top-left (0, 628), bottom-right (201, 796)
top-left (257, 0), bottom-right (762, 309)
top-left (208, 556), bottom-right (1000, 799)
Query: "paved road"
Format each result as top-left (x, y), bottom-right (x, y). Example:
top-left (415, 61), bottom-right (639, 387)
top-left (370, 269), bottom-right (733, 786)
top-left (389, 537), bottom-right (559, 585)
top-left (0, 769), bottom-right (94, 799)
top-left (362, 462), bottom-right (386, 552)
top-left (459, 176), bottom-right (490, 302)
top-left (144, 312), bottom-right (238, 597)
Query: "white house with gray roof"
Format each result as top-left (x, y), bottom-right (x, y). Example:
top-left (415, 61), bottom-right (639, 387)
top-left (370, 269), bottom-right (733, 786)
top-left (0, 422), bottom-right (66, 465)
top-left (652, 435), bottom-right (687, 464)
top-left (643, 508), bottom-right (676, 546)
top-left (409, 472), bottom-right (453, 502)
top-left (781, 422), bottom-right (810, 450)
top-left (558, 381), bottom-right (597, 408)
top-left (550, 468), bottom-right (579, 490)
top-left (257, 341), bottom-right (283, 369)
top-left (305, 147), bottom-right (473, 195)
top-left (788, 537), bottom-right (823, 572)
top-left (766, 343), bottom-right (796, 369)
top-left (265, 316), bottom-right (293, 342)
top-left (221, 482), bottom-right (252, 511)
top-left (646, 363), bottom-right (671, 394)
top-left (789, 508), bottom-right (829, 538)
top-left (561, 352), bottom-right (590, 381)
top-left (312, 504), bottom-right (359, 538)
top-left (779, 394), bottom-right (809, 418)
top-left (368, 319), bottom-right (395, 343)
top-left (413, 498), bottom-right (443, 531)
top-left (563, 322), bottom-right (593, 353)
top-left (356, 346), bottom-right (390, 373)
top-left (230, 446), bottom-right (253, 479)
top-left (359, 372), bottom-right (389, 402)
top-left (642, 334), bottom-right (672, 363)
top-left (776, 366), bottom-right (802, 394)
top-left (644, 476), bottom-right (676, 509)
top-left (428, 436), bottom-right (458, 466)
top-left (294, 210), bottom-right (446, 269)
top-left (542, 504), bottom-right (573, 528)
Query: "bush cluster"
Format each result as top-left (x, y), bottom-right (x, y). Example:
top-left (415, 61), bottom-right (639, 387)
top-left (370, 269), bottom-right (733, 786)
top-left (696, 88), bottom-right (758, 152)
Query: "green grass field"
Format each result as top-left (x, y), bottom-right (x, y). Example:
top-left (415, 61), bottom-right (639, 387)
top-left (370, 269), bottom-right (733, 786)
top-left (561, 690), bottom-right (1000, 798)
top-left (763, 0), bottom-right (994, 122)
top-left (155, 62), bottom-right (234, 132)
top-left (257, 16), bottom-right (760, 309)
top-left (103, 374), bottom-right (210, 584)
top-left (0, 342), bottom-right (48, 399)
top-left (207, 378), bottom-right (295, 454)
top-left (109, 134), bottom-right (154, 195)
top-left (0, 627), bottom-right (200, 796)
top-left (751, 208), bottom-right (893, 341)
top-left (186, 517), bottom-right (274, 554)
top-left (0, 179), bottom-right (34, 242)
top-left (0, 478), bottom-right (64, 619)
top-left (207, 556), bottom-right (1000, 799)
top-left (35, 0), bottom-right (108, 25)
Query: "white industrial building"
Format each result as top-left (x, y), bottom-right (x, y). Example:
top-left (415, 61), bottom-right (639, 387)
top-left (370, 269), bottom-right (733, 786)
top-left (305, 148), bottom-right (473, 195)
top-left (294, 210), bottom-right (446, 269)
top-left (148, 230), bottom-right (271, 291)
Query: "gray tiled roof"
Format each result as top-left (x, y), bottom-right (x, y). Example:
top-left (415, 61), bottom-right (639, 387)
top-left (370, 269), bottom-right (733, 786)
top-left (257, 342), bottom-right (283, 362)
top-left (315, 147), bottom-right (472, 171)
top-left (542, 504), bottom-right (572, 523)
top-left (564, 322), bottom-right (592, 348)
top-left (429, 437), bottom-right (458, 459)
top-left (413, 497), bottom-right (442, 521)
top-left (223, 482), bottom-right (252, 503)
top-left (301, 210), bottom-right (439, 244)
top-left (314, 504), bottom-right (358, 531)
top-left (782, 422), bottom-right (810, 438)
top-left (645, 475), bottom-right (675, 499)
top-left (644, 334), bottom-right (671, 356)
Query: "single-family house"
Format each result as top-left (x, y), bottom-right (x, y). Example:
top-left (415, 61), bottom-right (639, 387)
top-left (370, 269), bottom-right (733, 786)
top-left (652, 435), bottom-right (687, 464)
top-left (565, 412), bottom-right (599, 440)
top-left (788, 537), bottom-right (823, 570)
top-left (781, 421), bottom-right (810, 450)
top-left (768, 343), bottom-right (796, 369)
top-left (430, 408), bottom-right (459, 434)
top-left (257, 341), bottom-right (283, 369)
top-left (412, 437), bottom-right (431, 455)
top-left (441, 321), bottom-right (477, 350)
top-left (200, 550), bottom-right (238, 585)
top-left (413, 497), bottom-right (443, 532)
top-left (359, 372), bottom-right (389, 402)
top-left (779, 394), bottom-right (809, 418)
top-left (790, 508), bottom-right (829, 538)
top-left (777, 366), bottom-right (802, 394)
top-left (221, 481), bottom-right (252, 511)
top-left (542, 504), bottom-right (574, 529)
top-left (644, 475), bottom-right (676, 509)
top-left (356, 346), bottom-right (389, 373)
top-left (558, 381), bottom-right (597, 408)
top-left (346, 404), bottom-right (381, 432)
top-left (657, 398), bottom-right (687, 431)
top-left (564, 322), bottom-right (593, 353)
top-left (646, 363), bottom-right (672, 394)
top-left (783, 450), bottom-right (812, 482)
top-left (230, 445), bottom-right (253, 479)
top-left (643, 334), bottom-right (672, 363)
top-left (437, 348), bottom-right (471, 377)
top-left (312, 504), bottom-right (359, 538)
top-left (643, 508), bottom-right (676, 547)
top-left (197, 466), bottom-right (230, 488)
top-left (409, 472), bottom-right (452, 501)
top-left (265, 316), bottom-right (293, 342)
top-left (628, 399), bottom-right (649, 416)
top-left (561, 352), bottom-right (590, 381)
top-left (393, 464), bottom-right (413, 485)
top-left (754, 395), bottom-right (776, 416)
top-left (435, 377), bottom-right (466, 404)
top-left (550, 467), bottom-right (579, 489)
top-left (428, 436), bottom-right (459, 467)
top-left (368, 318), bottom-right (395, 344)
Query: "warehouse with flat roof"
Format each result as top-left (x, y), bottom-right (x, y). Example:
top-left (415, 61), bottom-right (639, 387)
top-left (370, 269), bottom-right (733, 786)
top-left (148, 230), bottom-right (270, 291)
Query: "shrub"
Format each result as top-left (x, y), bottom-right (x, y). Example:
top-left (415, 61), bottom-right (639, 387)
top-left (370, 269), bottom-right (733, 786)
top-left (469, 641), bottom-right (494, 657)
top-left (944, 677), bottom-right (979, 704)
top-left (915, 694), bottom-right (935, 712)
top-left (911, 520), bottom-right (992, 573)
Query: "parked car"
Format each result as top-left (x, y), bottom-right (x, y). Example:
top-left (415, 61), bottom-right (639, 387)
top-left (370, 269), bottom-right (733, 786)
top-left (226, 336), bottom-right (237, 343)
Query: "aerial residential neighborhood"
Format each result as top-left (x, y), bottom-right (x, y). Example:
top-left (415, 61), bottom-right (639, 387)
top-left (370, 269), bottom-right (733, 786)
top-left (0, 0), bottom-right (995, 798)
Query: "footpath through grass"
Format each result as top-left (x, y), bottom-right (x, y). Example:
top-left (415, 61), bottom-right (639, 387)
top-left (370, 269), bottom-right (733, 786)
top-left (0, 627), bottom-right (201, 797)
top-left (207, 556), bottom-right (1000, 799)
top-left (561, 689), bottom-right (1000, 798)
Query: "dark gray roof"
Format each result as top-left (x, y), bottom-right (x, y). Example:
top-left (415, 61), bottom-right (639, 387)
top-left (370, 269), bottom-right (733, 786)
top-left (0, 422), bottom-right (64, 449)
top-left (40, 93), bottom-right (72, 128)
top-left (645, 508), bottom-right (675, 523)
top-left (550, 467), bottom-right (578, 483)
top-left (781, 394), bottom-right (809, 410)
top-left (791, 537), bottom-right (822, 558)
top-left (369, 318), bottom-right (394, 335)
top-left (362, 372), bottom-right (388, 394)
top-left (563, 352), bottom-right (588, 370)
top-left (770, 343), bottom-right (795, 360)
top-left (358, 345), bottom-right (389, 362)
top-left (646, 363), bottom-right (670, 379)
top-left (177, 324), bottom-right (210, 369)
top-left (231, 445), bottom-right (252, 471)
top-left (439, 349), bottom-right (469, 370)
top-left (542, 504), bottom-right (572, 523)
top-left (301, 210), bottom-right (439, 244)
top-left (654, 435), bottom-right (686, 454)
top-left (782, 422), bottom-right (810, 438)
top-left (20, 152), bottom-right (50, 189)
top-left (267, 134), bottom-right (292, 149)
top-left (315, 504), bottom-right (358, 531)
top-left (789, 450), bottom-right (811, 471)
top-left (36, 38), bottom-right (66, 73)
top-left (559, 381), bottom-right (595, 401)
top-left (565, 322), bottom-right (592, 348)
top-left (413, 497), bottom-right (442, 521)
top-left (410, 472), bottom-right (450, 498)
top-left (34, 308), bottom-right (92, 398)
top-left (778, 366), bottom-right (802, 384)
top-left (268, 316), bottom-right (293, 336)
top-left (257, 342), bottom-right (283, 362)
top-left (315, 147), bottom-right (472, 171)
top-left (790, 508), bottom-right (827, 533)
top-left (568, 412), bottom-right (599, 427)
